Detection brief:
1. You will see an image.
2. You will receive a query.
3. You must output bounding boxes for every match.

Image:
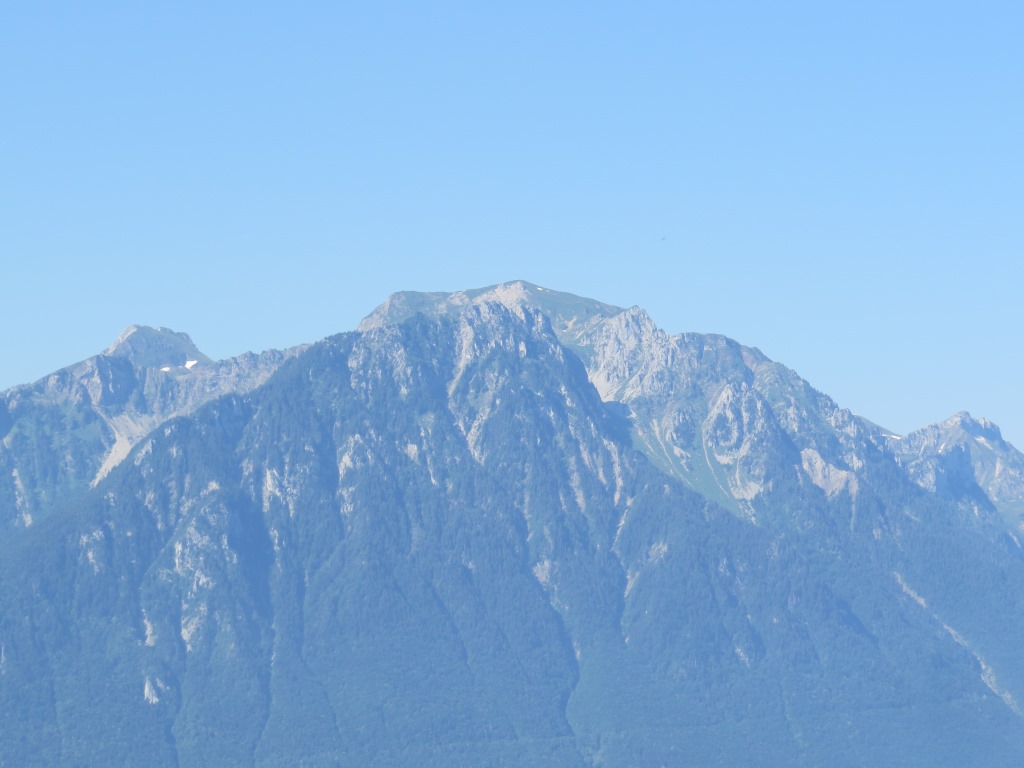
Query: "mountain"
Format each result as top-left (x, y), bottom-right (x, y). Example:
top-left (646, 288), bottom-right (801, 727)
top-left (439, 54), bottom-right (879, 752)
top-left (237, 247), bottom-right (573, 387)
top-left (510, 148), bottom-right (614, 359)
top-left (2, 282), bottom-right (1024, 766)
top-left (105, 324), bottom-right (214, 369)
top-left (363, 283), bottom-right (961, 529)
top-left (0, 327), bottom-right (305, 529)
top-left (888, 412), bottom-right (1024, 531)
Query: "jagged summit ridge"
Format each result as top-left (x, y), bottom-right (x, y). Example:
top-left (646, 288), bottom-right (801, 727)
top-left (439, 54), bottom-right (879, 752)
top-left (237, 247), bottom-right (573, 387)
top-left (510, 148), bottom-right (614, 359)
top-left (359, 279), bottom-right (624, 338)
top-left (5, 281), bottom-right (1024, 765)
top-left (892, 410), bottom-right (1024, 528)
top-left (360, 281), bottom-right (1021, 525)
top-left (104, 324), bottom-right (213, 370)
top-left (5, 282), bottom-right (1021, 532)
top-left (1, 327), bottom-right (305, 528)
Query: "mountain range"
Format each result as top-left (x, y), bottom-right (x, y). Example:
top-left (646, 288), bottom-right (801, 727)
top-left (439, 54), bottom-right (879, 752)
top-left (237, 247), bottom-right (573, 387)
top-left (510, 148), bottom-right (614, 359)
top-left (2, 281), bottom-right (1023, 766)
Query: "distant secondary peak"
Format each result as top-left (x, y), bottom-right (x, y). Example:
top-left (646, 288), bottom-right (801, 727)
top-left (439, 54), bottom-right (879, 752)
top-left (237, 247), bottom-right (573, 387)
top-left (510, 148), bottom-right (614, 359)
top-left (944, 411), bottom-right (1003, 440)
top-left (104, 325), bottom-right (213, 370)
top-left (902, 411), bottom-right (1007, 453)
top-left (945, 410), bottom-right (977, 425)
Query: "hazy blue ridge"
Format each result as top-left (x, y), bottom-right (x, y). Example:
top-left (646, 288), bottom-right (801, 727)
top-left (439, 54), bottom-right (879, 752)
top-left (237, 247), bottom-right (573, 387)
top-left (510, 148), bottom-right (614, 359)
top-left (2, 284), bottom-right (1024, 766)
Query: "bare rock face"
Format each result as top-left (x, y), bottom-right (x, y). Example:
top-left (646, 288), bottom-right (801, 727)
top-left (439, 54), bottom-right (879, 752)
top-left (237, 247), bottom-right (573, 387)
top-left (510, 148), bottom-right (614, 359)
top-left (891, 412), bottom-right (1024, 529)
top-left (361, 282), bottom-right (1024, 538)
top-left (105, 325), bottom-right (213, 369)
top-left (0, 326), bottom-right (306, 528)
top-left (5, 283), bottom-right (1024, 767)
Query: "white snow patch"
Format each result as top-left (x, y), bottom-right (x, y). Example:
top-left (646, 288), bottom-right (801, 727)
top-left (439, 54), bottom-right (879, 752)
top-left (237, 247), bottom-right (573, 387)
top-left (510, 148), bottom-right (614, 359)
top-left (160, 366), bottom-right (171, 372)
top-left (185, 359), bottom-right (199, 370)
top-left (404, 443), bottom-right (419, 461)
top-left (144, 677), bottom-right (159, 704)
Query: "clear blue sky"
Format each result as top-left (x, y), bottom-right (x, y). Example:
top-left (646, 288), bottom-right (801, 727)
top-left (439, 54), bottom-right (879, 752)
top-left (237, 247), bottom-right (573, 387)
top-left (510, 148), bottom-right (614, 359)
top-left (2, 2), bottom-right (1021, 444)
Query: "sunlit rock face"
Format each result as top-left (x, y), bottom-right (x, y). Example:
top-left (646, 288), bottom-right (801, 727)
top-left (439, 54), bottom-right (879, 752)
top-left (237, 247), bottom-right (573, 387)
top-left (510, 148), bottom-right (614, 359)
top-left (3, 283), bottom-right (1024, 767)
top-left (0, 326), bottom-right (305, 529)
top-left (890, 411), bottom-right (1024, 530)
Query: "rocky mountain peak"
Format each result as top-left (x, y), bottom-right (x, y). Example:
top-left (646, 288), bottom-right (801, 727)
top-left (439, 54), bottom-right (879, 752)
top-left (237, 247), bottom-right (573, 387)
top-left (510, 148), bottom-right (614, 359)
top-left (8, 283), bottom-right (1024, 766)
top-left (904, 411), bottom-right (1008, 454)
top-left (104, 325), bottom-right (213, 370)
top-left (892, 410), bottom-right (1024, 527)
top-left (359, 281), bottom-right (623, 337)
top-left (941, 411), bottom-right (1004, 443)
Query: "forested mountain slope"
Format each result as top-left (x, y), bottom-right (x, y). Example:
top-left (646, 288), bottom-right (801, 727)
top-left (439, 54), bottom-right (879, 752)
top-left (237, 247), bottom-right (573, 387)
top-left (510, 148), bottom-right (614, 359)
top-left (2, 283), bottom-right (1023, 766)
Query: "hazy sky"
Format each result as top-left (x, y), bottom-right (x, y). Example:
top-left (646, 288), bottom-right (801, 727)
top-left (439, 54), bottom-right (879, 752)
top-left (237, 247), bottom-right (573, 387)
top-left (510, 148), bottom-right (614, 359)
top-left (3, 2), bottom-right (1021, 444)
